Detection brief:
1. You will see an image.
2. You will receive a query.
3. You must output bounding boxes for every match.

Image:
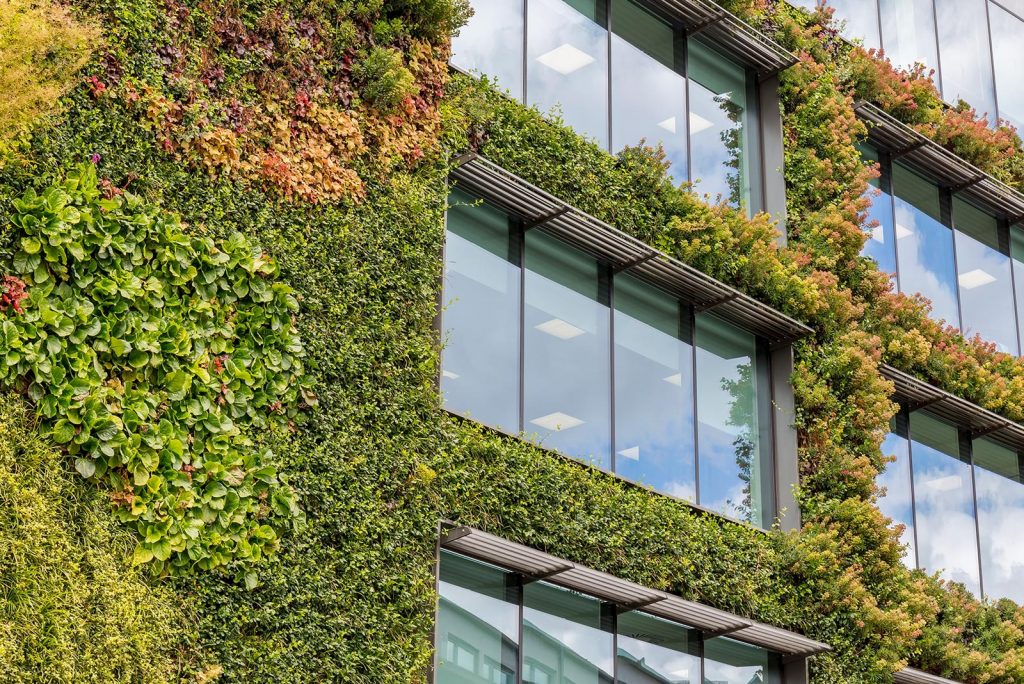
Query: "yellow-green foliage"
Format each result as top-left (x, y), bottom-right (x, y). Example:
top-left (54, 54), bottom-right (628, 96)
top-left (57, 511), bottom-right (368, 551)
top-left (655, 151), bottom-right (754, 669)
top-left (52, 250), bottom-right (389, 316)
top-left (0, 0), bottom-right (97, 142)
top-left (0, 395), bottom-right (193, 682)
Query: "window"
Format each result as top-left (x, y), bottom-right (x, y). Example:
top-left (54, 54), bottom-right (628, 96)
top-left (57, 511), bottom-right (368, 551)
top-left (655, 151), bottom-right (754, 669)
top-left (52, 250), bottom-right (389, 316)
top-left (442, 189), bottom-right (521, 431)
top-left (879, 0), bottom-right (940, 81)
top-left (874, 408), bottom-right (1024, 599)
top-left (876, 417), bottom-right (916, 570)
top-left (891, 163), bottom-right (960, 327)
top-left (450, 0), bottom-right (524, 97)
top-left (859, 146), bottom-right (1024, 354)
top-left (436, 552), bottom-right (520, 684)
top-left (450, 0), bottom-right (769, 212)
top-left (822, 0), bottom-right (881, 49)
top-left (441, 189), bottom-right (784, 527)
top-left (435, 549), bottom-right (786, 683)
top-left (952, 198), bottom-right (1017, 354)
top-left (935, 0), bottom-right (997, 119)
top-left (990, 2), bottom-right (1024, 131)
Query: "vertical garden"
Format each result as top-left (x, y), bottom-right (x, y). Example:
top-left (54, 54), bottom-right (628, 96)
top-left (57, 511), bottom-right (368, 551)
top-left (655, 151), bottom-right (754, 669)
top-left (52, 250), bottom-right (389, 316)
top-left (4, 0), bottom-right (1024, 682)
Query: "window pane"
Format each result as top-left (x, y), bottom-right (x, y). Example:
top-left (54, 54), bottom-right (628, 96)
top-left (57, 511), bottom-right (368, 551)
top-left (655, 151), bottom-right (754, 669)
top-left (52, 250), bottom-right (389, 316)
top-left (437, 551), bottom-right (520, 684)
top-left (616, 612), bottom-right (699, 684)
top-left (859, 144), bottom-right (898, 276)
top-left (703, 638), bottom-right (775, 684)
top-left (990, 3), bottom-right (1024, 131)
top-left (695, 314), bottom-right (765, 525)
top-left (610, 0), bottom-right (687, 182)
top-left (452, 0), bottom-right (525, 98)
top-left (613, 274), bottom-right (695, 500)
top-left (996, 0), bottom-right (1024, 17)
top-left (443, 190), bottom-right (521, 431)
top-left (876, 428), bottom-right (917, 569)
top-left (893, 164), bottom-right (960, 326)
top-left (688, 39), bottom-right (754, 208)
top-left (910, 412), bottom-right (982, 595)
top-left (523, 582), bottom-right (614, 684)
top-left (953, 199), bottom-right (1018, 353)
top-left (1011, 229), bottom-right (1024, 351)
top-left (524, 230), bottom-right (611, 466)
top-left (527, 0), bottom-right (609, 147)
top-left (823, 0), bottom-right (881, 49)
top-left (879, 0), bottom-right (939, 79)
top-left (935, 0), bottom-right (997, 118)
top-left (974, 438), bottom-right (1024, 603)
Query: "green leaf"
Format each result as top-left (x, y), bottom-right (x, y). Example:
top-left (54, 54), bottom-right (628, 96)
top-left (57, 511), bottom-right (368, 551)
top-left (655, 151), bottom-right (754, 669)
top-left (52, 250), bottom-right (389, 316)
top-left (53, 420), bottom-right (75, 444)
top-left (74, 457), bottom-right (96, 478)
top-left (21, 236), bottom-right (41, 254)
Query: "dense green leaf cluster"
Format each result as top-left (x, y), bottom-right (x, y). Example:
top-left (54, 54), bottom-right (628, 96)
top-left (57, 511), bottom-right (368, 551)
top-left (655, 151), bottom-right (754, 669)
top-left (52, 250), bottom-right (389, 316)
top-left (0, 162), bottom-right (309, 575)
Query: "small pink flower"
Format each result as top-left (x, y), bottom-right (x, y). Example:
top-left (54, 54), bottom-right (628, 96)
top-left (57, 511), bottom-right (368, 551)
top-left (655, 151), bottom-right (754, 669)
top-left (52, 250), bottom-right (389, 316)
top-left (90, 153), bottom-right (101, 164)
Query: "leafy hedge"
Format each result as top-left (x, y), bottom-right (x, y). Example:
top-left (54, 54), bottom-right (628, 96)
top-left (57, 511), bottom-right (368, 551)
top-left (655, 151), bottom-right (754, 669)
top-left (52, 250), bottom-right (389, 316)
top-left (5, 0), bottom-right (1024, 682)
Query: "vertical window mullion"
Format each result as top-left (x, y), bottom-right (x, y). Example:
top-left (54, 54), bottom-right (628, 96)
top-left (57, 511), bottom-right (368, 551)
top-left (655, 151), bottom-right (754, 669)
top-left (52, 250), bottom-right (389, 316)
top-left (882, 152), bottom-right (902, 292)
top-left (900, 407), bottom-right (922, 570)
top-left (943, 187), bottom-right (967, 333)
top-left (963, 430), bottom-right (986, 599)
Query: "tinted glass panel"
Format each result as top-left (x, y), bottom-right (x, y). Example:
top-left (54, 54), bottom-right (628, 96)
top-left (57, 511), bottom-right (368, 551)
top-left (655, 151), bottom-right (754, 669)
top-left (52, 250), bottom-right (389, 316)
top-left (879, 0), bottom-right (939, 81)
top-left (892, 164), bottom-right (960, 326)
top-left (688, 39), bottom-right (754, 208)
top-left (527, 0), bottom-right (609, 146)
top-left (452, 0), bottom-right (525, 98)
top-left (910, 412), bottom-right (982, 595)
top-left (617, 612), bottom-right (699, 684)
top-left (935, 0), bottom-right (997, 119)
top-left (524, 231), bottom-right (611, 465)
top-left (437, 551), bottom-right (520, 684)
top-left (610, 0), bottom-right (687, 182)
top-left (613, 274), bottom-right (695, 500)
top-left (1012, 229), bottom-right (1024, 352)
top-left (974, 438), bottom-right (1024, 603)
top-left (953, 199), bottom-right (1017, 353)
top-left (523, 582), bottom-right (614, 684)
top-left (877, 428), bottom-right (917, 569)
top-left (703, 637), bottom-right (775, 684)
top-left (695, 314), bottom-right (765, 524)
top-left (824, 0), bottom-right (880, 49)
top-left (996, 0), bottom-right (1024, 16)
top-left (859, 144), bottom-right (897, 276)
top-left (443, 191), bottom-right (521, 431)
top-left (990, 2), bottom-right (1024, 131)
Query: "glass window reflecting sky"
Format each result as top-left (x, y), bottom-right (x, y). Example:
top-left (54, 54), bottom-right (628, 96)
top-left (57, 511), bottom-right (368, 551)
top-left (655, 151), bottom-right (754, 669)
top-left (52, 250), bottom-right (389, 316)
top-left (449, 0), bottom-right (762, 211)
top-left (974, 439), bottom-right (1024, 604)
top-left (823, 0), bottom-right (880, 49)
top-left (858, 144), bottom-right (897, 277)
top-left (876, 426), bottom-right (917, 569)
top-left (990, 2), bottom-right (1024, 130)
top-left (442, 189), bottom-right (780, 527)
top-left (936, 0), bottom-right (996, 118)
top-left (879, 0), bottom-right (940, 83)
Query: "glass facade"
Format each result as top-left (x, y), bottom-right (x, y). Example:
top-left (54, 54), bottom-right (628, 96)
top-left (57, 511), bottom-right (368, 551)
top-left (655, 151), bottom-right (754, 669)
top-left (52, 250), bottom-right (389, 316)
top-left (877, 408), bottom-right (1024, 602)
top-left (436, 550), bottom-right (782, 683)
top-left (802, 1), bottom-right (1024, 128)
top-left (451, 0), bottom-right (762, 210)
top-left (442, 190), bottom-right (779, 527)
top-left (859, 146), bottom-right (1022, 355)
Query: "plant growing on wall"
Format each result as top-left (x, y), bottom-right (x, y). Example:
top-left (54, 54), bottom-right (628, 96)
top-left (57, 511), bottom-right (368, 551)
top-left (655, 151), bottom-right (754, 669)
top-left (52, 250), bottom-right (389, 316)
top-left (0, 162), bottom-right (311, 577)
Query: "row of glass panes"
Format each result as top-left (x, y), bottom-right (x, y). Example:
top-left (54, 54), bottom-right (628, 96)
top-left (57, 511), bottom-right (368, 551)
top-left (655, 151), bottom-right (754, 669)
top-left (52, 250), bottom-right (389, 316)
top-left (792, 0), bottom-right (1024, 131)
top-left (877, 409), bottom-right (1024, 603)
top-left (860, 144), bottom-right (1024, 355)
top-left (451, 0), bottom-right (761, 209)
top-left (442, 189), bottom-right (774, 527)
top-left (436, 550), bottom-right (781, 684)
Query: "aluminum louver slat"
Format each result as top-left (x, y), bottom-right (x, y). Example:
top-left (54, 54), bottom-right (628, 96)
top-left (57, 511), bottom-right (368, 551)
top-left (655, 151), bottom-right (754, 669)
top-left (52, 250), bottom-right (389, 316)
top-left (893, 667), bottom-right (964, 684)
top-left (450, 155), bottom-right (813, 344)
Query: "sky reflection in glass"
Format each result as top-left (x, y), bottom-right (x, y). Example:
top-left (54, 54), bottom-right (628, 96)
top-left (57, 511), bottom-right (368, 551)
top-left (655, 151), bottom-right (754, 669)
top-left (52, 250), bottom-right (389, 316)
top-left (893, 164), bottom-right (960, 327)
top-left (527, 0), bottom-right (609, 147)
top-left (704, 637), bottom-right (773, 684)
top-left (695, 314), bottom-right (763, 524)
top-left (953, 198), bottom-right (1017, 354)
top-left (935, 0), bottom-right (997, 119)
top-left (442, 190), bottom-right (521, 432)
top-left (524, 230), bottom-right (611, 467)
top-left (876, 428), bottom-right (917, 569)
top-left (990, 2), bottom-right (1024, 131)
top-left (910, 412), bottom-right (981, 595)
top-left (823, 0), bottom-right (880, 48)
top-left (859, 145), bottom-right (897, 277)
top-left (613, 274), bottom-right (695, 501)
top-left (451, 0), bottom-right (525, 98)
top-left (616, 612), bottom-right (699, 684)
top-left (974, 439), bottom-right (1024, 604)
top-left (879, 0), bottom-right (939, 81)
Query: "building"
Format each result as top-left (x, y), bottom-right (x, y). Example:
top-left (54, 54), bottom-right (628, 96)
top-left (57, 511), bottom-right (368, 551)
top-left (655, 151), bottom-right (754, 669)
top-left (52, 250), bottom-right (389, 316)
top-left (434, 1), bottom-right (1024, 683)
